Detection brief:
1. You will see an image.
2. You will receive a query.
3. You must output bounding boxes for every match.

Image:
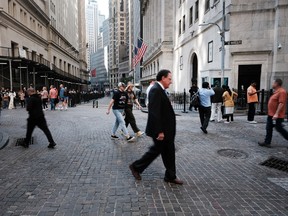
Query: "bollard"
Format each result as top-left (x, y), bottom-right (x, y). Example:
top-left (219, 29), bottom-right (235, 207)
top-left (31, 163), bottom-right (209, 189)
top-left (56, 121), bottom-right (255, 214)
top-left (96, 100), bottom-right (98, 108)
top-left (259, 89), bottom-right (265, 115)
top-left (182, 88), bottom-right (188, 113)
top-left (92, 99), bottom-right (95, 108)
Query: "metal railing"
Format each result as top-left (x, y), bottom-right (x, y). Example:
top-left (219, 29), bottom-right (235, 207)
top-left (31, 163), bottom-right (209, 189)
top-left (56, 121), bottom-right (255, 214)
top-left (139, 89), bottom-right (288, 119)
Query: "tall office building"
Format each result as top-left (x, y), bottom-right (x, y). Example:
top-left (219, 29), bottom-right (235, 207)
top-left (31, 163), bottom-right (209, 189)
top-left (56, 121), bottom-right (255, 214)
top-left (0, 0), bottom-right (88, 90)
top-left (86, 0), bottom-right (99, 70)
top-left (109, 0), bottom-right (130, 87)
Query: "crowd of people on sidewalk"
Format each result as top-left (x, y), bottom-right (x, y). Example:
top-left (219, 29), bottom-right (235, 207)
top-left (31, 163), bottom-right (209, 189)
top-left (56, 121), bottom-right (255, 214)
top-left (0, 85), bottom-right (103, 112)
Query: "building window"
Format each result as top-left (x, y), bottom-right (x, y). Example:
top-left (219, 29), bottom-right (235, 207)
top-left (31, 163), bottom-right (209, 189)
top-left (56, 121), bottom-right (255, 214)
top-left (189, 7), bottom-right (193, 26)
top-left (195, 0), bottom-right (199, 21)
top-left (183, 15), bottom-right (186, 32)
top-left (120, 0), bottom-right (124, 12)
top-left (13, 3), bottom-right (17, 17)
top-left (178, 20), bottom-right (181, 36)
top-left (205, 0), bottom-right (210, 12)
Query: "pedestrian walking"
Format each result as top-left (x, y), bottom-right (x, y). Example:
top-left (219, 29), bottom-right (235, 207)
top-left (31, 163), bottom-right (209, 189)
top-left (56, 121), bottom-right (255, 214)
top-left (59, 84), bottom-right (66, 110)
top-left (124, 83), bottom-right (144, 137)
top-left (20, 88), bottom-right (56, 148)
top-left (63, 87), bottom-right (69, 110)
top-left (49, 85), bottom-right (58, 111)
top-left (106, 82), bottom-right (135, 142)
top-left (19, 90), bottom-right (25, 108)
top-left (189, 82), bottom-right (199, 111)
top-left (210, 82), bottom-right (224, 122)
top-left (129, 70), bottom-right (183, 185)
top-left (41, 87), bottom-right (49, 110)
top-left (8, 90), bottom-right (16, 109)
top-left (258, 79), bottom-right (288, 147)
top-left (198, 82), bottom-right (215, 134)
top-left (247, 81), bottom-right (260, 124)
top-left (222, 86), bottom-right (238, 123)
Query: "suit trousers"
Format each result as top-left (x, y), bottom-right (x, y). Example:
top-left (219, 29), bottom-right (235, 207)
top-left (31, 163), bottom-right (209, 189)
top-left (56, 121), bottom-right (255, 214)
top-left (125, 106), bottom-right (140, 133)
top-left (132, 138), bottom-right (176, 180)
top-left (199, 106), bottom-right (211, 130)
top-left (25, 116), bottom-right (55, 145)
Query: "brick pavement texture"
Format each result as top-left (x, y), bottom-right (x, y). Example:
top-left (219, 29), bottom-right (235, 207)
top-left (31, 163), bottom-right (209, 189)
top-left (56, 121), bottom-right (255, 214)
top-left (0, 97), bottom-right (287, 216)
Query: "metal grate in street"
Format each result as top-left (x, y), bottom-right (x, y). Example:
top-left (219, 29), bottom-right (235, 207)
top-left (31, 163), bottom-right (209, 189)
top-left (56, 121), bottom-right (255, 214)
top-left (260, 157), bottom-right (288, 173)
top-left (15, 137), bottom-right (34, 146)
top-left (217, 149), bottom-right (248, 159)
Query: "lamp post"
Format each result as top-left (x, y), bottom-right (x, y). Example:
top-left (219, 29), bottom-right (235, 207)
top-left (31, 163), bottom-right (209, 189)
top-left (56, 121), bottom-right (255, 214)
top-left (199, 0), bottom-right (226, 86)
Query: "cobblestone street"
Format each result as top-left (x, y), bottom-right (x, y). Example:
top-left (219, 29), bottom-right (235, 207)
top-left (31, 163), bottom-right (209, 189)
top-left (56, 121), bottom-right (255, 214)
top-left (0, 97), bottom-right (288, 216)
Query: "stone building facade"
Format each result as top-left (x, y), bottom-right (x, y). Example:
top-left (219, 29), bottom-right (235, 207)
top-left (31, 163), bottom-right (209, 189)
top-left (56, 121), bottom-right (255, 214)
top-left (140, 0), bottom-right (174, 90)
top-left (173, 0), bottom-right (288, 92)
top-left (0, 0), bottom-right (88, 90)
top-left (109, 0), bottom-right (130, 87)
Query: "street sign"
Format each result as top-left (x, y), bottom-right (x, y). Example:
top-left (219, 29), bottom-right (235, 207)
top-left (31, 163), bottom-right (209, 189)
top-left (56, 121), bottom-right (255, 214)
top-left (225, 40), bottom-right (242, 45)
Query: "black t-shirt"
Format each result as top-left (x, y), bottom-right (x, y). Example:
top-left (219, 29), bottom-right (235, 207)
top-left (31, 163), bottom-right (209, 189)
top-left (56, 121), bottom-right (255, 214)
top-left (112, 90), bottom-right (128, 109)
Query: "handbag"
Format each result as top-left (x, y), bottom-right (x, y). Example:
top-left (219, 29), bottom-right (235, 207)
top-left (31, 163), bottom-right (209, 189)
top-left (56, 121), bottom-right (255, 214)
top-left (190, 90), bottom-right (200, 107)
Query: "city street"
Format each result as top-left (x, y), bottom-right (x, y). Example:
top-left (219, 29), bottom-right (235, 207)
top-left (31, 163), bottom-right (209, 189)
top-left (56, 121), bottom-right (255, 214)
top-left (0, 97), bottom-right (287, 216)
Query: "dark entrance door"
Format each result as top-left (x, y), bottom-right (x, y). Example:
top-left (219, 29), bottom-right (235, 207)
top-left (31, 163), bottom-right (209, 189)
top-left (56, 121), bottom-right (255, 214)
top-left (238, 65), bottom-right (261, 91)
top-left (191, 54), bottom-right (198, 83)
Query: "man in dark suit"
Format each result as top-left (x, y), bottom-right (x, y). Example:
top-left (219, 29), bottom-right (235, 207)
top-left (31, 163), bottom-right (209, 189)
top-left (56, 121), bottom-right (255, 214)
top-left (129, 70), bottom-right (183, 185)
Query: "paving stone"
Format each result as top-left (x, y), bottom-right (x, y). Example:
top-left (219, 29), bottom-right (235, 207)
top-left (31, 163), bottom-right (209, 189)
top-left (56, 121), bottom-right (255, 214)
top-left (0, 98), bottom-right (287, 215)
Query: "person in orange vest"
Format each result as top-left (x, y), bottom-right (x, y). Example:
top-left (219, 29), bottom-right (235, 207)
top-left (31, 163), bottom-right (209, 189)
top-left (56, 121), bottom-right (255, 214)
top-left (247, 81), bottom-right (260, 124)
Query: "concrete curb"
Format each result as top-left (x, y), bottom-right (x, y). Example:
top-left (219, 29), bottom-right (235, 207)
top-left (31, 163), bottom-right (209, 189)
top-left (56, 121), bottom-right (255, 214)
top-left (0, 132), bottom-right (9, 150)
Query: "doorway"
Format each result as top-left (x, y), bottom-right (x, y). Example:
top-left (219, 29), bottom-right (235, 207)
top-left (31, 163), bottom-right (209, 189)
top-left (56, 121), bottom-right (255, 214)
top-left (191, 54), bottom-right (198, 83)
top-left (238, 65), bottom-right (261, 91)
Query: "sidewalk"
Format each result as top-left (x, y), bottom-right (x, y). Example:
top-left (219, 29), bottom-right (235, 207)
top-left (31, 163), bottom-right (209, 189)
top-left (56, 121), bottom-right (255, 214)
top-left (0, 97), bottom-right (287, 216)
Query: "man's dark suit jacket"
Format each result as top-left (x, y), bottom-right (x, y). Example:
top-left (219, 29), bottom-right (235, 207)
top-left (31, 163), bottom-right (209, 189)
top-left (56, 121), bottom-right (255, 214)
top-left (145, 82), bottom-right (176, 141)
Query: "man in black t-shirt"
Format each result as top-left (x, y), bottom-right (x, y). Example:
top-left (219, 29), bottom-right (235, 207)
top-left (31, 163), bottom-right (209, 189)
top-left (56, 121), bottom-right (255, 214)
top-left (107, 82), bottom-right (135, 142)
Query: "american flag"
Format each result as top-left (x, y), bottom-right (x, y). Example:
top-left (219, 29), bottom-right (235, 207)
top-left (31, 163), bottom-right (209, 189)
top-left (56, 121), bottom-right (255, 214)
top-left (132, 38), bottom-right (148, 68)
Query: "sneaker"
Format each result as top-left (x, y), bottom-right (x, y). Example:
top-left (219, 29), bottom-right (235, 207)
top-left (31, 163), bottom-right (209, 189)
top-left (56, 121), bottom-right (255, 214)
top-left (248, 121), bottom-right (257, 124)
top-left (224, 121), bottom-right (230, 124)
top-left (48, 142), bottom-right (57, 148)
top-left (111, 135), bottom-right (119, 140)
top-left (136, 131), bottom-right (144, 137)
top-left (210, 119), bottom-right (215, 122)
top-left (127, 136), bottom-right (135, 142)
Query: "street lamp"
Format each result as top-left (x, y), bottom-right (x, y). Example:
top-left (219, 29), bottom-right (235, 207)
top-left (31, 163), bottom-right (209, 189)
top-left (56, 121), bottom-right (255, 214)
top-left (199, 0), bottom-right (226, 86)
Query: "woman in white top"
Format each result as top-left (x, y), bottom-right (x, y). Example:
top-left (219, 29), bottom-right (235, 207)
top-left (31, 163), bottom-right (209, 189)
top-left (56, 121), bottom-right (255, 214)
top-left (8, 90), bottom-right (16, 109)
top-left (41, 87), bottom-right (49, 110)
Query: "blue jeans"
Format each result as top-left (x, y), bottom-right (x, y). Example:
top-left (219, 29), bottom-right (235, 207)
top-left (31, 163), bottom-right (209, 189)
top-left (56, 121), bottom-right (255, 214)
top-left (265, 116), bottom-right (288, 144)
top-left (50, 98), bottom-right (55, 110)
top-left (112, 109), bottom-right (129, 136)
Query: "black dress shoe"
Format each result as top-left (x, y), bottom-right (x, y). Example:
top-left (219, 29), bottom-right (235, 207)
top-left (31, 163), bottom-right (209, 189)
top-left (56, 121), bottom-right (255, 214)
top-left (200, 127), bottom-right (208, 134)
top-left (129, 164), bottom-right (141, 180)
top-left (164, 178), bottom-right (184, 185)
top-left (258, 141), bottom-right (271, 148)
top-left (48, 142), bottom-right (57, 148)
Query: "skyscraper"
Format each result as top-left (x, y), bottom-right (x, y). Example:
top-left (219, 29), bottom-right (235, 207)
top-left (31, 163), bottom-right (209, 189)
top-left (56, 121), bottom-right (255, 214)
top-left (86, 0), bottom-right (99, 70)
top-left (109, 0), bottom-right (130, 87)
